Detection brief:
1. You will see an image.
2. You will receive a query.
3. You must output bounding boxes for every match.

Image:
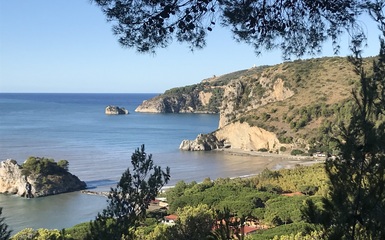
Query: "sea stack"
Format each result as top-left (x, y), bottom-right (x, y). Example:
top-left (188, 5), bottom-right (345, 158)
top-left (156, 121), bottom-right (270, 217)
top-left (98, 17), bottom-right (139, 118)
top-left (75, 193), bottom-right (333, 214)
top-left (105, 105), bottom-right (129, 115)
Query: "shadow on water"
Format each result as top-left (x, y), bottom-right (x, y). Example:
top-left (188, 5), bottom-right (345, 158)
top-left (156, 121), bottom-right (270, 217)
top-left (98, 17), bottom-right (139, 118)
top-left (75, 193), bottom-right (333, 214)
top-left (85, 179), bottom-right (117, 189)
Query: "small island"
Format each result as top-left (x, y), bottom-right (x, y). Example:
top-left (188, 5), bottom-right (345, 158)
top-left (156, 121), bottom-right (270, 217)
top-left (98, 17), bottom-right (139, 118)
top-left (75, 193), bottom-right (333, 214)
top-left (0, 157), bottom-right (86, 198)
top-left (105, 105), bottom-right (129, 115)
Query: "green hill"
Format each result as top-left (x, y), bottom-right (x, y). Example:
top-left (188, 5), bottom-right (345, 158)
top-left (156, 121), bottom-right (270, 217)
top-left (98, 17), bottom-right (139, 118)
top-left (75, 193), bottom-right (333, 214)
top-left (137, 56), bottom-right (378, 153)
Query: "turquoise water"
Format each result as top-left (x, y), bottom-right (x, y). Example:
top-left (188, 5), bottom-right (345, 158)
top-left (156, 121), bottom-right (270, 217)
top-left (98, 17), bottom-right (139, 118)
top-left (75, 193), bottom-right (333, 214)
top-left (0, 93), bottom-right (269, 233)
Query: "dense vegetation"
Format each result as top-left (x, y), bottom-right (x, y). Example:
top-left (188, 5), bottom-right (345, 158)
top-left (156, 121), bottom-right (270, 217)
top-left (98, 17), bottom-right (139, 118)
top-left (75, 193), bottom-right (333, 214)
top-left (21, 157), bottom-right (69, 176)
top-left (8, 163), bottom-right (327, 240)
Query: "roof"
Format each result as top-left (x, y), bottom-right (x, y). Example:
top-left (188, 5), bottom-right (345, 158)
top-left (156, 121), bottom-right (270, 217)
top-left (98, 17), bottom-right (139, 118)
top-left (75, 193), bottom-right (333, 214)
top-left (243, 226), bottom-right (258, 235)
top-left (165, 214), bottom-right (178, 221)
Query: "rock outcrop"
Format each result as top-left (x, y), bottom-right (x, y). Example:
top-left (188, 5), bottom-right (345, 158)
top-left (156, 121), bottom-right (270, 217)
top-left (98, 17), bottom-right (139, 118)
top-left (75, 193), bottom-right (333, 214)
top-left (219, 77), bottom-right (294, 128)
top-left (214, 122), bottom-right (282, 151)
top-left (179, 122), bottom-right (284, 152)
top-left (105, 105), bottom-right (129, 115)
top-left (0, 159), bottom-right (86, 198)
top-left (135, 93), bottom-right (216, 114)
top-left (179, 133), bottom-right (224, 151)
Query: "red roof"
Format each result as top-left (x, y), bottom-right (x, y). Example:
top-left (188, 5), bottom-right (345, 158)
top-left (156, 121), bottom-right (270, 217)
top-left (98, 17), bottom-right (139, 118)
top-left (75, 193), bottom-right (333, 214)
top-left (165, 214), bottom-right (178, 221)
top-left (243, 226), bottom-right (258, 235)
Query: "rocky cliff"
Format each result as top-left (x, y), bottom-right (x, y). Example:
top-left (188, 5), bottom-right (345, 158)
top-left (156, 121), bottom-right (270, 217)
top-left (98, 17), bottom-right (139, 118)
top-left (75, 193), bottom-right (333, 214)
top-left (137, 57), bottom-right (371, 153)
top-left (135, 70), bottom-right (259, 114)
top-left (135, 94), bottom-right (202, 113)
top-left (179, 122), bottom-right (287, 151)
top-left (0, 158), bottom-right (86, 197)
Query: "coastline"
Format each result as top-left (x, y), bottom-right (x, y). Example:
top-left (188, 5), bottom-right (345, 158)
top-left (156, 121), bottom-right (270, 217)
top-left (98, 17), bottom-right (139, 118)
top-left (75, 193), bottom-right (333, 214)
top-left (214, 148), bottom-right (324, 171)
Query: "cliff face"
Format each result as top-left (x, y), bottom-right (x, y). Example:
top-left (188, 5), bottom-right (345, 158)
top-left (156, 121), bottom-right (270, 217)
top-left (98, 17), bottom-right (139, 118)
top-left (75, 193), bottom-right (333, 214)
top-left (135, 70), bottom-right (258, 114)
top-left (137, 57), bottom-right (367, 152)
top-left (135, 94), bottom-right (202, 113)
top-left (219, 76), bottom-right (294, 128)
top-left (215, 122), bottom-right (282, 151)
top-left (178, 122), bottom-right (286, 152)
top-left (0, 160), bottom-right (27, 196)
top-left (0, 159), bottom-right (86, 197)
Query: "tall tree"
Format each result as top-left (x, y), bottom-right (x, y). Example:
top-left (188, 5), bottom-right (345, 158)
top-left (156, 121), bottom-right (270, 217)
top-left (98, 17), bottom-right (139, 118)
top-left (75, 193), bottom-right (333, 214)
top-left (302, 3), bottom-right (385, 239)
top-left (0, 208), bottom-right (11, 240)
top-left (92, 0), bottom-right (365, 59)
top-left (164, 204), bottom-right (215, 240)
top-left (87, 145), bottom-right (170, 240)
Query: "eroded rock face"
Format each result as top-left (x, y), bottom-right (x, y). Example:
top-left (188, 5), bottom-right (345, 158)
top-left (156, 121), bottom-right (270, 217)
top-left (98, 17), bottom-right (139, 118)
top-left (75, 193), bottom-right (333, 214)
top-left (0, 159), bottom-right (86, 198)
top-left (0, 159), bottom-right (27, 196)
top-left (135, 94), bottom-right (203, 113)
top-left (105, 105), bottom-right (129, 115)
top-left (135, 97), bottom-right (165, 113)
top-left (219, 77), bottom-right (294, 128)
top-left (214, 122), bottom-right (282, 151)
top-left (180, 122), bottom-right (285, 152)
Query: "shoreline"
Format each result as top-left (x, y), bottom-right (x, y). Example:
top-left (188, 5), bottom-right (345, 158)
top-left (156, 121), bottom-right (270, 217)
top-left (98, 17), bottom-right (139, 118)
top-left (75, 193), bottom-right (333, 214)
top-left (215, 147), bottom-right (325, 169)
top-left (81, 148), bottom-right (325, 196)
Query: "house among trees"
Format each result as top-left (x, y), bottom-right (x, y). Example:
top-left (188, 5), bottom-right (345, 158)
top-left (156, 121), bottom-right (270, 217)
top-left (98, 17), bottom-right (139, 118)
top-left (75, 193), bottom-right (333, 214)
top-left (162, 214), bottom-right (178, 226)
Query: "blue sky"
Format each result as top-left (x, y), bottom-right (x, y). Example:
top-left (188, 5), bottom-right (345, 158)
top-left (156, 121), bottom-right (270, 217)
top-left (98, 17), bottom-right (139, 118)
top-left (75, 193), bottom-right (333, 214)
top-left (0, 1), bottom-right (381, 93)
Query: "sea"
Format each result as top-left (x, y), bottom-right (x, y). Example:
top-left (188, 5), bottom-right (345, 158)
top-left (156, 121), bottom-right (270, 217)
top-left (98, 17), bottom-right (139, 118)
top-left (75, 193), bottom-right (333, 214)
top-left (0, 93), bottom-right (272, 234)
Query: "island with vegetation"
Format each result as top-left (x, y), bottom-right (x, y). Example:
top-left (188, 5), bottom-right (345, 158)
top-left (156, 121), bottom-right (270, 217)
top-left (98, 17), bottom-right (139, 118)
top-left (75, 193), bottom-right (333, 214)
top-left (0, 157), bottom-right (86, 198)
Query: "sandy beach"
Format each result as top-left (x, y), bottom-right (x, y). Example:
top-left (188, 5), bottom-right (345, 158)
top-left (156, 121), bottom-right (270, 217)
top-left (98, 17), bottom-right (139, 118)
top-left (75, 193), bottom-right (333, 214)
top-left (215, 148), bottom-right (325, 173)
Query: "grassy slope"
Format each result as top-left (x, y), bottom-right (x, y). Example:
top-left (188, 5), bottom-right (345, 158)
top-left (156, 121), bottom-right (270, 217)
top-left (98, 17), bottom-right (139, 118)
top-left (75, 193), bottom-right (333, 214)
top-left (231, 56), bottom-right (375, 150)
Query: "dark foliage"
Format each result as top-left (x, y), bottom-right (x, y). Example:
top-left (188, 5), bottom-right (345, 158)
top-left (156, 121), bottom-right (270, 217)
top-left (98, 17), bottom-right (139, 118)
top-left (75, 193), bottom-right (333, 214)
top-left (92, 0), bottom-right (365, 59)
top-left (304, 4), bottom-right (385, 239)
top-left (21, 156), bottom-right (69, 176)
top-left (87, 145), bottom-right (170, 240)
top-left (0, 208), bottom-right (11, 240)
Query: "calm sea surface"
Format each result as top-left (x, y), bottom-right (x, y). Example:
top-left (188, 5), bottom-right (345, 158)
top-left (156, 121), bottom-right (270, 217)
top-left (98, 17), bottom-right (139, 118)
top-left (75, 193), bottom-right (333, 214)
top-left (0, 93), bottom-right (271, 233)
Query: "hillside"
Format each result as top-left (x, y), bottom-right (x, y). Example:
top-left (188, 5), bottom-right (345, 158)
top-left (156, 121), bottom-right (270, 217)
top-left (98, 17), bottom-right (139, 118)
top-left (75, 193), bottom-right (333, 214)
top-left (136, 56), bottom-right (375, 153)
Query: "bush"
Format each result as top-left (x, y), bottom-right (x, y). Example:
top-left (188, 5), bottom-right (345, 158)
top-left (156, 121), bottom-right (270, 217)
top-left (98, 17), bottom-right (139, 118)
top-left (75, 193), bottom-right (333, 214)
top-left (290, 149), bottom-right (304, 156)
top-left (57, 160), bottom-right (69, 171)
top-left (12, 228), bottom-right (62, 240)
top-left (251, 222), bottom-right (316, 240)
top-left (299, 185), bottom-right (319, 195)
top-left (64, 222), bottom-right (91, 239)
top-left (258, 148), bottom-right (269, 152)
top-left (279, 146), bottom-right (287, 152)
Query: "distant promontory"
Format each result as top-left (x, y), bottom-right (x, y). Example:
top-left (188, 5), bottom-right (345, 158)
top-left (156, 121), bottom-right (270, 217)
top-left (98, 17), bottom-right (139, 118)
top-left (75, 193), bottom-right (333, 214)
top-left (136, 57), bottom-right (373, 154)
top-left (0, 157), bottom-right (86, 198)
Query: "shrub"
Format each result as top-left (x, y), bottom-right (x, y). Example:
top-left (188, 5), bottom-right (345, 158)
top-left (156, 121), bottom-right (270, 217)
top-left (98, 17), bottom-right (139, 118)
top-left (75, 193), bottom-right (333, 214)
top-left (290, 149), bottom-right (304, 156)
top-left (258, 148), bottom-right (269, 152)
top-left (57, 160), bottom-right (69, 172)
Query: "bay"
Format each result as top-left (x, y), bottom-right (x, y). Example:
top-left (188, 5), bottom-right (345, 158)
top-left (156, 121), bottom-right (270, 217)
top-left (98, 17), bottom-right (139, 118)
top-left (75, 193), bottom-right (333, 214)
top-left (0, 93), bottom-right (272, 233)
